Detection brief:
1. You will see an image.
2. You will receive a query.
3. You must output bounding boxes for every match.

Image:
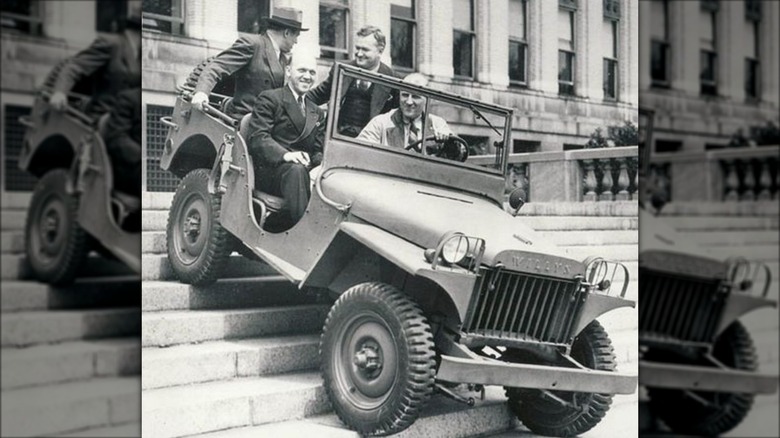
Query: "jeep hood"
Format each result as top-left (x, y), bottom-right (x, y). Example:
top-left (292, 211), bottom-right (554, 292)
top-left (321, 170), bottom-right (582, 268)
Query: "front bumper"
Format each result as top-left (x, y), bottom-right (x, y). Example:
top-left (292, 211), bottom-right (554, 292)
top-left (437, 355), bottom-right (637, 394)
top-left (639, 360), bottom-right (779, 394)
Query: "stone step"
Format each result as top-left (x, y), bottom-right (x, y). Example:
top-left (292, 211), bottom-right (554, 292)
top-left (141, 372), bottom-right (329, 438)
top-left (520, 202), bottom-right (638, 217)
top-left (142, 209), bottom-right (170, 232)
top-left (561, 244), bottom-right (637, 262)
top-left (1, 338), bottom-right (140, 390)
top-left (662, 216), bottom-right (778, 231)
top-left (2, 308), bottom-right (140, 348)
top-left (142, 334), bottom-right (319, 390)
top-left (142, 230), bottom-right (166, 254)
top-left (142, 254), bottom-right (278, 281)
top-left (540, 230), bottom-right (638, 246)
top-left (1, 210), bottom-right (26, 231)
top-left (521, 216), bottom-right (638, 231)
top-left (2, 277), bottom-right (140, 313)
top-left (1, 231), bottom-right (24, 254)
top-left (1, 254), bottom-right (135, 281)
top-left (54, 422), bottom-right (140, 438)
top-left (661, 201), bottom-right (780, 217)
top-left (142, 305), bottom-right (329, 347)
top-left (686, 230), bottom-right (780, 246)
top-left (0, 376), bottom-right (139, 438)
top-left (142, 278), bottom-right (312, 312)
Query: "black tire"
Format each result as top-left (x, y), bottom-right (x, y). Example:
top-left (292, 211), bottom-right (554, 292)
top-left (166, 168), bottom-right (231, 285)
top-left (320, 282), bottom-right (436, 436)
top-left (505, 320), bottom-right (616, 437)
top-left (647, 321), bottom-right (756, 436)
top-left (24, 169), bottom-right (89, 285)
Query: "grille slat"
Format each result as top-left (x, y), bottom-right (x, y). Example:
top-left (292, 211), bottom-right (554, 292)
top-left (639, 269), bottom-right (726, 343)
top-left (465, 269), bottom-right (582, 345)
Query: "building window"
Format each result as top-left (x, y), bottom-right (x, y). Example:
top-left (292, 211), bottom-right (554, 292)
top-left (603, 0), bottom-right (620, 20)
top-left (96, 0), bottom-right (129, 33)
top-left (452, 0), bottom-right (475, 79)
top-left (320, 0), bottom-right (350, 61)
top-left (390, 0), bottom-right (416, 71)
top-left (508, 0), bottom-right (527, 85)
top-left (145, 105), bottom-right (180, 192)
top-left (1, 0), bottom-right (42, 35)
top-left (558, 7), bottom-right (576, 96)
top-left (699, 3), bottom-right (717, 95)
top-left (142, 0), bottom-right (184, 35)
top-left (745, 19), bottom-right (759, 100)
top-left (237, 0), bottom-right (271, 34)
top-left (650, 0), bottom-right (670, 87)
top-left (3, 105), bottom-right (37, 192)
top-left (603, 20), bottom-right (618, 100)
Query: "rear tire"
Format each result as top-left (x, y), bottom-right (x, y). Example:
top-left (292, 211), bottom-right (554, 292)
top-left (24, 169), bottom-right (89, 285)
top-left (166, 168), bottom-right (231, 285)
top-left (320, 282), bottom-right (436, 436)
top-left (647, 321), bottom-right (756, 436)
top-left (505, 320), bottom-right (616, 437)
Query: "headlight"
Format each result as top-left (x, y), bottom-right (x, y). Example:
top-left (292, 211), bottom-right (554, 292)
top-left (441, 233), bottom-right (469, 264)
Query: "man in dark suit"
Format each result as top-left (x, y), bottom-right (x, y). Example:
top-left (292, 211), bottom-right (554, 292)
top-left (307, 26), bottom-right (397, 137)
top-left (104, 87), bottom-right (141, 197)
top-left (49, 1), bottom-right (141, 116)
top-left (246, 54), bottom-right (325, 225)
top-left (190, 7), bottom-right (308, 119)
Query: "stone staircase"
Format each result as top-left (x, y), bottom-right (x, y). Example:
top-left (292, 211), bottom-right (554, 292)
top-left (1, 203), bottom-right (141, 437)
top-left (141, 196), bottom-right (639, 438)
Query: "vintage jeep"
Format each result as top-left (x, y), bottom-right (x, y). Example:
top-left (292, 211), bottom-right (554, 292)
top-left (161, 63), bottom-right (637, 436)
top-left (17, 61), bottom-right (141, 285)
top-left (638, 108), bottom-right (778, 435)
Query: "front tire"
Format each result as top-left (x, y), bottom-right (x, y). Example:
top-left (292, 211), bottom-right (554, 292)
top-left (24, 169), bottom-right (89, 285)
top-left (320, 282), bottom-right (436, 436)
top-left (506, 320), bottom-right (616, 437)
top-left (166, 168), bottom-right (231, 285)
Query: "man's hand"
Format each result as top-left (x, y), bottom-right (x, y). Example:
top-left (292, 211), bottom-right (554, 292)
top-left (431, 124), bottom-right (450, 142)
top-left (283, 151), bottom-right (311, 167)
top-left (191, 92), bottom-right (209, 110)
top-left (49, 91), bottom-right (68, 111)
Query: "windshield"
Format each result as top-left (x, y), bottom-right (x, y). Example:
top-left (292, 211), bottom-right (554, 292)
top-left (330, 68), bottom-right (510, 174)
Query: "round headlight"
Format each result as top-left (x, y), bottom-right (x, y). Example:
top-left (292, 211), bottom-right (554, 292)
top-left (441, 234), bottom-right (469, 264)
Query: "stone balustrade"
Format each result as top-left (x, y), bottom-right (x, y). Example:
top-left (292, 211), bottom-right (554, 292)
top-left (470, 146), bottom-right (639, 202)
top-left (651, 145), bottom-right (779, 202)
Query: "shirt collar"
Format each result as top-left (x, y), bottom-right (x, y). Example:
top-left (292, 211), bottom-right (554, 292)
top-left (288, 84), bottom-right (304, 102)
top-left (268, 33), bottom-right (282, 59)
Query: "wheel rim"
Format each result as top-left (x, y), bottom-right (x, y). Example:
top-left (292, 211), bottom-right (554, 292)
top-left (30, 193), bottom-right (68, 265)
top-left (333, 311), bottom-right (399, 409)
top-left (173, 192), bottom-right (209, 265)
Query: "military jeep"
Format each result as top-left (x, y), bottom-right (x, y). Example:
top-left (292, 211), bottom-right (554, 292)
top-left (638, 108), bottom-right (778, 436)
top-left (17, 61), bottom-right (141, 285)
top-left (161, 63), bottom-right (637, 436)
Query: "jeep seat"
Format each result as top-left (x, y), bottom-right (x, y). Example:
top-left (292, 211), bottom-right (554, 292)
top-left (237, 114), bottom-right (287, 215)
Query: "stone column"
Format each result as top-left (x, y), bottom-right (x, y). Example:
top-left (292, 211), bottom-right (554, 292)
top-left (762, 1), bottom-right (780, 106)
top-left (527, 0), bottom-right (557, 94)
top-left (417, 0), bottom-right (453, 80)
top-left (719, 0), bottom-right (742, 101)
top-left (274, 0), bottom-right (321, 60)
top-left (44, 1), bottom-right (96, 47)
top-left (638, 0), bottom-right (651, 92)
top-left (475, 0), bottom-right (509, 87)
top-left (624, 0), bottom-right (639, 106)
top-left (188, 0), bottom-right (238, 46)
top-left (670, 0), bottom-right (699, 95)
top-left (577, 0), bottom-right (603, 99)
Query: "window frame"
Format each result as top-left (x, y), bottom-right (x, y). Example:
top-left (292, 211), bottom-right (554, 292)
top-left (650, 0), bottom-right (670, 88)
top-left (319, 0), bottom-right (351, 62)
top-left (390, 0), bottom-right (417, 73)
top-left (142, 0), bottom-right (185, 35)
top-left (557, 7), bottom-right (576, 96)
top-left (508, 0), bottom-right (528, 87)
top-left (744, 20), bottom-right (760, 101)
top-left (0, 0), bottom-right (43, 35)
top-left (603, 20), bottom-right (618, 100)
top-left (699, 7), bottom-right (718, 96)
top-left (452, 0), bottom-right (476, 80)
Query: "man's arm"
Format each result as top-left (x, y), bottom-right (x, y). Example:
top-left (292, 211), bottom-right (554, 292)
top-left (53, 36), bottom-right (114, 93)
top-left (356, 114), bottom-right (385, 145)
top-left (247, 92), bottom-right (289, 167)
top-left (194, 36), bottom-right (257, 95)
top-left (307, 64), bottom-right (336, 106)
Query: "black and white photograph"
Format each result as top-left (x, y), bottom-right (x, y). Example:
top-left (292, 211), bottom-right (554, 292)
top-left (140, 0), bottom-right (639, 437)
top-left (1, 0), bottom-right (142, 436)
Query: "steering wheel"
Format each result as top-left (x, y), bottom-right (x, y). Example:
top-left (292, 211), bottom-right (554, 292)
top-left (405, 135), bottom-right (470, 162)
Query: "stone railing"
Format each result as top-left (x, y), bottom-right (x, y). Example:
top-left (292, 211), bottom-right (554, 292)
top-left (470, 146), bottom-right (638, 202)
top-left (651, 145), bottom-right (779, 202)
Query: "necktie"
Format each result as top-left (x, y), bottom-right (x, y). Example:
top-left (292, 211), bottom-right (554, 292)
top-left (298, 95), bottom-right (306, 116)
top-left (407, 123), bottom-right (419, 149)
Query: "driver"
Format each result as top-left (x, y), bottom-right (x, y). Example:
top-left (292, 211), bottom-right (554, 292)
top-left (357, 73), bottom-right (452, 150)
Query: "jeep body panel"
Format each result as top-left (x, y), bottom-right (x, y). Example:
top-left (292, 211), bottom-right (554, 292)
top-left (19, 105), bottom-right (85, 176)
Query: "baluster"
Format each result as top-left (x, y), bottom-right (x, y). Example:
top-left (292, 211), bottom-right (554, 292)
top-left (616, 158), bottom-right (631, 201)
top-left (775, 163), bottom-right (779, 201)
top-left (740, 160), bottom-right (756, 201)
top-left (582, 160), bottom-right (598, 201)
top-left (723, 161), bottom-right (739, 202)
top-left (632, 157), bottom-right (639, 201)
top-left (757, 161), bottom-right (772, 201)
top-left (599, 160), bottom-right (614, 202)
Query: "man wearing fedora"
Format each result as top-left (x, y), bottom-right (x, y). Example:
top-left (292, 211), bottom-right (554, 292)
top-left (191, 7), bottom-right (307, 119)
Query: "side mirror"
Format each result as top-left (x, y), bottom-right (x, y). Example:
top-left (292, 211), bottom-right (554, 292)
top-left (508, 188), bottom-right (526, 216)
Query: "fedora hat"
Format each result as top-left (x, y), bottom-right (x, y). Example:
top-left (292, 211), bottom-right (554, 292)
top-left (263, 7), bottom-right (308, 32)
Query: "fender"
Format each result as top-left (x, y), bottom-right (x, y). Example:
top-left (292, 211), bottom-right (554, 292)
top-left (20, 111), bottom-right (88, 175)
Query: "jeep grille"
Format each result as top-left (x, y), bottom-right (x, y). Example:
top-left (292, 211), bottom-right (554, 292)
top-left (639, 268), bottom-right (727, 344)
top-left (463, 268), bottom-right (586, 345)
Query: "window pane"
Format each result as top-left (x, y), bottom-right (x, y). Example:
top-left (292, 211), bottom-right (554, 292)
top-left (700, 11), bottom-right (715, 49)
top-left (237, 0), bottom-right (271, 33)
top-left (649, 0), bottom-right (667, 39)
top-left (453, 30), bottom-right (473, 77)
top-left (558, 51), bottom-right (573, 82)
top-left (651, 41), bottom-right (669, 83)
top-left (603, 20), bottom-right (616, 58)
top-left (744, 21), bottom-right (756, 57)
top-left (508, 0), bottom-right (526, 39)
top-left (558, 9), bottom-right (573, 49)
top-left (320, 4), bottom-right (349, 60)
top-left (453, 0), bottom-right (473, 31)
top-left (700, 51), bottom-right (715, 81)
top-left (143, 0), bottom-right (182, 33)
top-left (1, 0), bottom-right (40, 33)
top-left (508, 41), bottom-right (526, 83)
top-left (390, 0), bottom-right (414, 19)
top-left (96, 0), bottom-right (128, 33)
top-left (143, 0), bottom-right (174, 16)
top-left (745, 58), bottom-right (759, 98)
top-left (391, 18), bottom-right (415, 69)
top-left (604, 58), bottom-right (617, 99)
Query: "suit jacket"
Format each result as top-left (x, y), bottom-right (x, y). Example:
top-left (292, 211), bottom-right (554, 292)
top-left (194, 33), bottom-right (287, 119)
top-left (357, 109), bottom-right (452, 149)
top-left (247, 87), bottom-right (325, 168)
top-left (307, 60), bottom-right (397, 117)
top-left (54, 30), bottom-right (141, 115)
